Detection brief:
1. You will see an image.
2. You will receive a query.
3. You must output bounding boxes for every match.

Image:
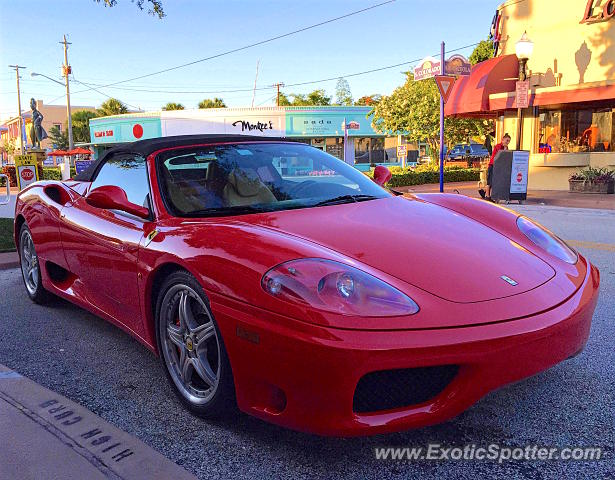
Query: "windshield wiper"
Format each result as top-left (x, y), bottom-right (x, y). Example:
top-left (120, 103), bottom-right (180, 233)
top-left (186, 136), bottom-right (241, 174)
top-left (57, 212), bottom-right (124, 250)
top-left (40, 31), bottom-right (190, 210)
top-left (314, 194), bottom-right (379, 207)
top-left (188, 205), bottom-right (268, 217)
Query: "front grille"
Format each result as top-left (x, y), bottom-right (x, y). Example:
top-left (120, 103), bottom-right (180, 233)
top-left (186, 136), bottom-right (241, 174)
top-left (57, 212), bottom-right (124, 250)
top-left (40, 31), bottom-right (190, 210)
top-left (353, 365), bottom-right (459, 413)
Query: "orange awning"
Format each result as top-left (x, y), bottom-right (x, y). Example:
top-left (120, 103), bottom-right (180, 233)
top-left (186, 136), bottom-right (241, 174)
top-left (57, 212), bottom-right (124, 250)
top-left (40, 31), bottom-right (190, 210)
top-left (445, 54), bottom-right (519, 117)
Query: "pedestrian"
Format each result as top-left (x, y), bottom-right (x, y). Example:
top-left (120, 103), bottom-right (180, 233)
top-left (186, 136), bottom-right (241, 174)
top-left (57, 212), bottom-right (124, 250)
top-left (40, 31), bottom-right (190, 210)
top-left (485, 133), bottom-right (511, 202)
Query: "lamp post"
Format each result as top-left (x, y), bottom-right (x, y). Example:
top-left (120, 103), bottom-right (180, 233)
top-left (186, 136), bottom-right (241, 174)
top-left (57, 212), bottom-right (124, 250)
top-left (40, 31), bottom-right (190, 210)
top-left (514, 31), bottom-right (534, 150)
top-left (31, 71), bottom-right (73, 152)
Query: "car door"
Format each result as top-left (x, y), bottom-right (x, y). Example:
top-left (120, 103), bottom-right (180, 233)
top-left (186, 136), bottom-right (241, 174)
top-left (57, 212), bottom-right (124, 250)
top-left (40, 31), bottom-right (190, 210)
top-left (60, 153), bottom-right (151, 334)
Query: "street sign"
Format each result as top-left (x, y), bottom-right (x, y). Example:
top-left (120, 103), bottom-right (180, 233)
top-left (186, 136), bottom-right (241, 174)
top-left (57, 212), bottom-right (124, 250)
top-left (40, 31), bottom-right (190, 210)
top-left (445, 54), bottom-right (472, 76)
top-left (414, 56), bottom-right (441, 81)
top-left (435, 75), bottom-right (456, 103)
top-left (515, 80), bottom-right (530, 108)
top-left (397, 145), bottom-right (408, 158)
top-left (14, 154), bottom-right (39, 190)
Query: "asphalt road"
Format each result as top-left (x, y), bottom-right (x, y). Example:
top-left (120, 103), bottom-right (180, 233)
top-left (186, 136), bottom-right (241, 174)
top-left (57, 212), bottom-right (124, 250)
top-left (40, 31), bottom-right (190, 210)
top-left (0, 205), bottom-right (613, 480)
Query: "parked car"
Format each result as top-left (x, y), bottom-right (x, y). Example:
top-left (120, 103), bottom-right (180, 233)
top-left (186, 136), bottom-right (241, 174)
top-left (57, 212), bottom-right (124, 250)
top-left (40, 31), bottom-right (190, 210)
top-left (447, 143), bottom-right (490, 160)
top-left (14, 134), bottom-right (599, 436)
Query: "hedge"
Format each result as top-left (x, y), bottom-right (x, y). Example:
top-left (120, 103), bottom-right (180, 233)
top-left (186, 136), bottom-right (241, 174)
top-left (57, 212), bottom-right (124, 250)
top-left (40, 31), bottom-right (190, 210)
top-left (1, 165), bottom-right (77, 187)
top-left (366, 165), bottom-right (480, 187)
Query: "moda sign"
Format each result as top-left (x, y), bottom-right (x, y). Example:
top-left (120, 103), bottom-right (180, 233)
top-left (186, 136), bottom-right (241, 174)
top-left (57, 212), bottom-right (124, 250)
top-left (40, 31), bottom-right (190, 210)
top-left (581, 0), bottom-right (615, 23)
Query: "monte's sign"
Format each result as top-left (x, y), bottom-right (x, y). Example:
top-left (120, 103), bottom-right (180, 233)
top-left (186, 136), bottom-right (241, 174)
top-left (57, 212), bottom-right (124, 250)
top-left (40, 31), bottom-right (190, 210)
top-left (414, 57), bottom-right (441, 81)
top-left (231, 120), bottom-right (274, 133)
top-left (581, 0), bottom-right (615, 23)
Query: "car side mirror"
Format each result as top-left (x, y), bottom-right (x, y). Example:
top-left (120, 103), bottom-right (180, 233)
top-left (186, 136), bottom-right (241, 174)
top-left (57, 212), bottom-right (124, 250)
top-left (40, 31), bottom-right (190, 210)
top-left (373, 165), bottom-right (392, 186)
top-left (86, 185), bottom-right (150, 219)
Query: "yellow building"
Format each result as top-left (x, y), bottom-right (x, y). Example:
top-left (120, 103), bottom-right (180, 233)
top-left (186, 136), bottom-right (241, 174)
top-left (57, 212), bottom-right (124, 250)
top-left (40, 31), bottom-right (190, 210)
top-left (446, 0), bottom-right (615, 190)
top-left (1, 100), bottom-right (95, 154)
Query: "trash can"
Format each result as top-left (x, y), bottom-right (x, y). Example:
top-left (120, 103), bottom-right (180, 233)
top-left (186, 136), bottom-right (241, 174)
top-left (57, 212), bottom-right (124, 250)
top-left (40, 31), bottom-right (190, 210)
top-left (491, 150), bottom-right (530, 204)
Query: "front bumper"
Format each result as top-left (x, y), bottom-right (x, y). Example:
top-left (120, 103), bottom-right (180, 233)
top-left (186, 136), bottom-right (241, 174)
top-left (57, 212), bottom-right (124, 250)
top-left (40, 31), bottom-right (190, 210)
top-left (212, 258), bottom-right (600, 436)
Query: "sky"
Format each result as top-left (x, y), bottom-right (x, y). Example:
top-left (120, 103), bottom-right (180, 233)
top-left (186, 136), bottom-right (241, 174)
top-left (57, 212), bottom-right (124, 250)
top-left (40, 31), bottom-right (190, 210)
top-left (0, 0), bottom-right (498, 120)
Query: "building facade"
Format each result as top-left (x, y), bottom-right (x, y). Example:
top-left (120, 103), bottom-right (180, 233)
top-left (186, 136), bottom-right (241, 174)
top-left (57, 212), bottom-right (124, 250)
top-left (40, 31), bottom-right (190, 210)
top-left (446, 0), bottom-right (615, 190)
top-left (0, 100), bottom-right (95, 155)
top-left (87, 107), bottom-right (400, 170)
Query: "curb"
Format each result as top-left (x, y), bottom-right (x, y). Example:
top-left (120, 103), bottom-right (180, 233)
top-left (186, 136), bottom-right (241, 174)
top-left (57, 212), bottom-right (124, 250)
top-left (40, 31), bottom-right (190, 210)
top-left (0, 364), bottom-right (197, 480)
top-left (0, 252), bottom-right (19, 271)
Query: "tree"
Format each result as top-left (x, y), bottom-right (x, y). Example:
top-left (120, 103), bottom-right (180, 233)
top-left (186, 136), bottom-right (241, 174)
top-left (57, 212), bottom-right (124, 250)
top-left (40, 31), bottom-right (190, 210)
top-left (469, 39), bottom-right (494, 65)
top-left (285, 89), bottom-right (331, 106)
top-left (95, 0), bottom-right (165, 18)
top-left (1, 140), bottom-right (15, 156)
top-left (98, 98), bottom-right (129, 117)
top-left (355, 94), bottom-right (382, 106)
top-left (334, 78), bottom-right (353, 106)
top-left (48, 125), bottom-right (69, 150)
top-left (277, 92), bottom-right (292, 106)
top-left (198, 98), bottom-right (226, 109)
top-left (162, 102), bottom-right (185, 111)
top-left (371, 74), bottom-right (492, 162)
top-left (71, 110), bottom-right (100, 143)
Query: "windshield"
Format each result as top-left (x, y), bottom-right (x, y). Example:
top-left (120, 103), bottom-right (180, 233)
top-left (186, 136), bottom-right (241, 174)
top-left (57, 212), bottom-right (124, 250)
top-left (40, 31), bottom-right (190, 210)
top-left (157, 142), bottom-right (390, 217)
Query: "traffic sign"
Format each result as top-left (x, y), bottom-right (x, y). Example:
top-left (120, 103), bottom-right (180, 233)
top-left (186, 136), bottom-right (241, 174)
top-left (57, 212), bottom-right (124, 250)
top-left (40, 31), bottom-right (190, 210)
top-left (15, 154), bottom-right (39, 190)
top-left (397, 144), bottom-right (408, 158)
top-left (434, 75), bottom-right (456, 103)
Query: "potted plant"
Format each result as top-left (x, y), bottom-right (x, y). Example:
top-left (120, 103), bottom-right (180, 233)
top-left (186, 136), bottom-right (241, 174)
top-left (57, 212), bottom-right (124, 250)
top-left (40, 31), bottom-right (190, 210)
top-left (569, 167), bottom-right (615, 194)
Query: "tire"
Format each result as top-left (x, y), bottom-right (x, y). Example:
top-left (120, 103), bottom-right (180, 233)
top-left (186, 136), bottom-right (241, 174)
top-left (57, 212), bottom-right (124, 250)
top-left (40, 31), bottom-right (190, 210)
top-left (18, 224), bottom-right (51, 304)
top-left (155, 270), bottom-right (236, 418)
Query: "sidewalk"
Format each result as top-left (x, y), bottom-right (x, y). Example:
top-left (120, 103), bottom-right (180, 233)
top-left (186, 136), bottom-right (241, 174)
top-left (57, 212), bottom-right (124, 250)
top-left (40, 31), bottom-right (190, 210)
top-left (0, 364), bottom-right (197, 480)
top-left (397, 181), bottom-right (615, 210)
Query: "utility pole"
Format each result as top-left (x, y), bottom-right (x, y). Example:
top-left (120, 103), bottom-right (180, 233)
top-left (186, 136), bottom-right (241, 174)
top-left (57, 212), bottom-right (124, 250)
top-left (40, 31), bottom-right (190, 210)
top-left (251, 60), bottom-right (260, 108)
top-left (8, 65), bottom-right (26, 154)
top-left (60, 35), bottom-right (74, 151)
top-left (271, 82), bottom-right (285, 107)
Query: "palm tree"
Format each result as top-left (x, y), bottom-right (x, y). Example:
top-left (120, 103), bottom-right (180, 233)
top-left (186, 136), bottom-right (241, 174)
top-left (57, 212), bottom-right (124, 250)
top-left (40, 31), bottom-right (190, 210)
top-left (162, 102), bottom-right (185, 111)
top-left (198, 98), bottom-right (226, 109)
top-left (98, 98), bottom-right (129, 117)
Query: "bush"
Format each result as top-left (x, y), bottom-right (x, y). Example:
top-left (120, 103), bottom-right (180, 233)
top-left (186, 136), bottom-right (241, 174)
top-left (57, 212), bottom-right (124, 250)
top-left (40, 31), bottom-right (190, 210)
top-left (365, 166), bottom-right (480, 187)
top-left (1, 165), bottom-right (76, 187)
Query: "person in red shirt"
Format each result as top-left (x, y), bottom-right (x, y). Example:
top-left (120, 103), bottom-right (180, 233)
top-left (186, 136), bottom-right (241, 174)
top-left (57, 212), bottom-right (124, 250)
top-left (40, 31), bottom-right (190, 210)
top-left (485, 133), bottom-right (511, 201)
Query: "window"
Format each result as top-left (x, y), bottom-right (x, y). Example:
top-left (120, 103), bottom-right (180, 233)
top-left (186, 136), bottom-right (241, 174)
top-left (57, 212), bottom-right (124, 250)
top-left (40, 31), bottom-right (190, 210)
top-left (538, 108), bottom-right (614, 153)
top-left (157, 142), bottom-right (389, 217)
top-left (91, 154), bottom-right (150, 209)
top-left (53, 123), bottom-right (62, 132)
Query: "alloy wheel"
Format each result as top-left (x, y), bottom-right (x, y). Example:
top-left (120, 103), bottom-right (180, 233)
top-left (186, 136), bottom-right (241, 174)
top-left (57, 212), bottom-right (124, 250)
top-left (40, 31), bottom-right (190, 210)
top-left (160, 284), bottom-right (221, 405)
top-left (20, 229), bottom-right (39, 296)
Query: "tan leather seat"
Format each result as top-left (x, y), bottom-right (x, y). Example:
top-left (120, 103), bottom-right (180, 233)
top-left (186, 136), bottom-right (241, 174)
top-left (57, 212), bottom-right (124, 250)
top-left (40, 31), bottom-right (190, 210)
top-left (223, 169), bottom-right (276, 207)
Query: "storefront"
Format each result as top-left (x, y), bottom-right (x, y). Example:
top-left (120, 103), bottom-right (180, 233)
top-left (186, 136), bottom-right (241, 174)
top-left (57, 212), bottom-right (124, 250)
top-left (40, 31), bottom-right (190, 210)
top-left (87, 107), bottom-right (399, 170)
top-left (446, 0), bottom-right (615, 190)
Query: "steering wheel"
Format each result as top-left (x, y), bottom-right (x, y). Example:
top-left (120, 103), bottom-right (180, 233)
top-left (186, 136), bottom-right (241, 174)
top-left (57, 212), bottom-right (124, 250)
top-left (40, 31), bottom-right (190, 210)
top-left (288, 180), bottom-right (319, 196)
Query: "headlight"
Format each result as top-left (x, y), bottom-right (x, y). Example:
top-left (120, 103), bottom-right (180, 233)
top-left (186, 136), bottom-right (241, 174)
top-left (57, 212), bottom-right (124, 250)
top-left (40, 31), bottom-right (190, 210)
top-left (516, 216), bottom-right (577, 264)
top-left (262, 258), bottom-right (419, 317)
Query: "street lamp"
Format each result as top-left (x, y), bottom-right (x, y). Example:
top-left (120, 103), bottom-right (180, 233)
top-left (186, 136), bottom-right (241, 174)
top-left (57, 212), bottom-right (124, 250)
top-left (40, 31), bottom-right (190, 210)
top-left (31, 70), bottom-right (74, 152)
top-left (514, 31), bottom-right (534, 149)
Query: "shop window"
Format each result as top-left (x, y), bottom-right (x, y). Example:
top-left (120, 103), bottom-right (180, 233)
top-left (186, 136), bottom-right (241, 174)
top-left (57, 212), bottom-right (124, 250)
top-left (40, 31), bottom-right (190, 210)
top-left (538, 108), bottom-right (613, 153)
top-left (354, 137), bottom-right (392, 164)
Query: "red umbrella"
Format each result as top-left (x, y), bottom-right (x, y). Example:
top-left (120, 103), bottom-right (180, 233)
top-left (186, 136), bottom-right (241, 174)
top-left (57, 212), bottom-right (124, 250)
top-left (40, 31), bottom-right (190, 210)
top-left (67, 147), bottom-right (92, 155)
top-left (48, 150), bottom-right (69, 156)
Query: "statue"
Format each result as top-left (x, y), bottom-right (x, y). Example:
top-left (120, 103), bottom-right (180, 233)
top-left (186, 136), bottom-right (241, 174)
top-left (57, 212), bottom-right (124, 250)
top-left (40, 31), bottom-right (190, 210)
top-left (29, 98), bottom-right (47, 149)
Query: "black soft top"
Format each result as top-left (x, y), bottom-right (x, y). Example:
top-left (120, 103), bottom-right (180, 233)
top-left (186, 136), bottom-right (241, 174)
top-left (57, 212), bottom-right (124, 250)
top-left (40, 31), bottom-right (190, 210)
top-left (74, 134), bottom-right (290, 182)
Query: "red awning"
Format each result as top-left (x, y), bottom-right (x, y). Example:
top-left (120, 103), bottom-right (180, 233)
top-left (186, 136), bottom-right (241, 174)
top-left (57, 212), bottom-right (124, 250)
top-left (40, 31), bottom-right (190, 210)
top-left (48, 150), bottom-right (69, 156)
top-left (445, 54), bottom-right (519, 117)
top-left (489, 82), bottom-right (615, 110)
top-left (67, 147), bottom-right (92, 155)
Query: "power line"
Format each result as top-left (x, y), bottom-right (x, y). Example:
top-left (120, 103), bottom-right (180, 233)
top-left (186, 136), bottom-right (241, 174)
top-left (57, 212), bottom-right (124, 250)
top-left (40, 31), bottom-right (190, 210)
top-left (71, 1), bottom-right (396, 94)
top-left (65, 40), bottom-right (480, 97)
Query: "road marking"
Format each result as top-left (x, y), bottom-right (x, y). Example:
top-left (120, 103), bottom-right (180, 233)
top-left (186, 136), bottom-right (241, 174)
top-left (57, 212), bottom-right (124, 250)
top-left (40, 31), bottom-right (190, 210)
top-left (567, 240), bottom-right (615, 252)
top-left (0, 371), bottom-right (22, 379)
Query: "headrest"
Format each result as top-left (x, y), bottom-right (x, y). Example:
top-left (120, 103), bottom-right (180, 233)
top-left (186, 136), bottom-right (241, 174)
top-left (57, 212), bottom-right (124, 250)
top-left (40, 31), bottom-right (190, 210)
top-left (227, 169), bottom-right (263, 197)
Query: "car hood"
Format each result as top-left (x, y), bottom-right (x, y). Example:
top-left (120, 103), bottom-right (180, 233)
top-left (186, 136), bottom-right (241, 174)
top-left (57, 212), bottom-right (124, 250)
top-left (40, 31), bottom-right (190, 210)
top-left (246, 196), bottom-right (555, 303)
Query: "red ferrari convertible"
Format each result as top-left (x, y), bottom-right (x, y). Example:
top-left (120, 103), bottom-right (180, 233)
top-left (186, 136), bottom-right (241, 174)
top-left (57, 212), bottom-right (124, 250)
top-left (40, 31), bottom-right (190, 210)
top-left (14, 135), bottom-right (600, 436)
